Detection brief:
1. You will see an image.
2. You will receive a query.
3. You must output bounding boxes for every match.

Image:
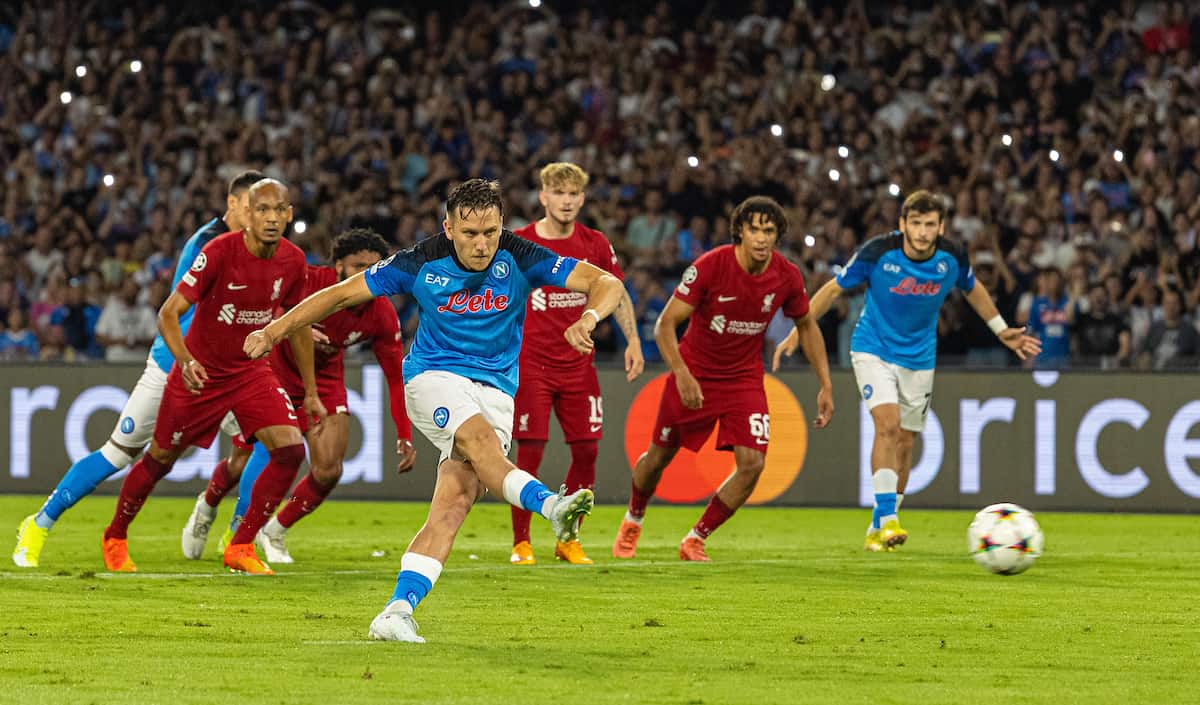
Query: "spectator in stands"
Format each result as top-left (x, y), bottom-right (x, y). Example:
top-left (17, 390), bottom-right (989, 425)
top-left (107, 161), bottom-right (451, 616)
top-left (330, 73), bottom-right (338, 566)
top-left (1024, 267), bottom-right (1071, 369)
top-left (50, 278), bottom-right (102, 360)
top-left (1139, 287), bottom-right (1197, 370)
top-left (0, 308), bottom-right (39, 361)
top-left (94, 275), bottom-right (158, 363)
top-left (1071, 283), bottom-right (1131, 369)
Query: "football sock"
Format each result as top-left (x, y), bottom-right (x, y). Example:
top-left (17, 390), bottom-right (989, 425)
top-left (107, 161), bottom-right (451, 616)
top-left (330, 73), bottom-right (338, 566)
top-left (896, 494), bottom-right (904, 511)
top-left (231, 444), bottom-right (305, 545)
top-left (872, 468), bottom-right (899, 528)
top-left (691, 494), bottom-right (734, 539)
top-left (388, 552), bottom-right (443, 614)
top-left (104, 453), bottom-right (173, 541)
top-left (501, 469), bottom-right (556, 517)
top-left (230, 442), bottom-right (270, 531)
top-left (564, 440), bottom-right (597, 531)
top-left (204, 459), bottom-right (237, 508)
top-left (276, 473), bottom-right (335, 529)
top-left (37, 443), bottom-right (132, 528)
top-left (627, 479), bottom-right (654, 521)
top-left (511, 442), bottom-right (545, 545)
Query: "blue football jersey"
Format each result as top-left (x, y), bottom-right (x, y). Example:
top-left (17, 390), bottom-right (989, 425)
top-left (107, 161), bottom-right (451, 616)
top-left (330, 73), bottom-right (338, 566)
top-left (837, 231), bottom-right (975, 370)
top-left (363, 230), bottom-right (579, 396)
top-left (148, 217), bottom-right (230, 373)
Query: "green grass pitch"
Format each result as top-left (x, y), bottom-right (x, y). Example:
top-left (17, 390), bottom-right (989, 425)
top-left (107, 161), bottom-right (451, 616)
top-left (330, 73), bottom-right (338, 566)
top-left (1, 496), bottom-right (1196, 705)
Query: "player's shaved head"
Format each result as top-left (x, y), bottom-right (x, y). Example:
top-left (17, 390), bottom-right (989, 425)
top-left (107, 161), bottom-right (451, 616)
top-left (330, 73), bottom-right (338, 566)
top-left (249, 178), bottom-right (290, 204)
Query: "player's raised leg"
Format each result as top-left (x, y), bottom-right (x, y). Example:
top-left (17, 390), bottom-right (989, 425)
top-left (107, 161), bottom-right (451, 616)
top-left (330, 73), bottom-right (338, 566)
top-left (613, 443), bottom-right (679, 558)
top-left (258, 412), bottom-right (350, 564)
top-left (369, 457), bottom-right (483, 643)
top-left (680, 445), bottom-right (765, 562)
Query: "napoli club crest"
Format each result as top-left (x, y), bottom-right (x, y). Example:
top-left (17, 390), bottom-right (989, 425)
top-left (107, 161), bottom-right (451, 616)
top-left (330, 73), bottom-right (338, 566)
top-left (433, 406), bottom-right (450, 428)
top-left (863, 384), bottom-right (874, 400)
top-left (491, 261), bottom-right (510, 279)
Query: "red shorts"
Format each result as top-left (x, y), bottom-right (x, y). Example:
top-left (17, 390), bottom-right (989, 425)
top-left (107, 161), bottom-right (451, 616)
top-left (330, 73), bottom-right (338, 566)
top-left (155, 367), bottom-right (300, 450)
top-left (278, 370), bottom-right (349, 434)
top-left (652, 374), bottom-right (770, 452)
top-left (513, 362), bottom-right (603, 443)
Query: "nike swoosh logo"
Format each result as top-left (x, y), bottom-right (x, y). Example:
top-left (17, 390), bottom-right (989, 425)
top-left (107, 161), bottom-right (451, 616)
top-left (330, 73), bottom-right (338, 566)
top-left (717, 295), bottom-right (737, 302)
top-left (589, 424), bottom-right (602, 433)
top-left (755, 438), bottom-right (768, 445)
top-left (227, 283), bottom-right (248, 290)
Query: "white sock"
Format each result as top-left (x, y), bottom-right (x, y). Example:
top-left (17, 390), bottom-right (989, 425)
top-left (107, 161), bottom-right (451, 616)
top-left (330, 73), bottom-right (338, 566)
top-left (896, 494), bottom-right (904, 511)
top-left (264, 515), bottom-right (285, 535)
top-left (873, 468), bottom-right (899, 525)
top-left (684, 528), bottom-right (703, 542)
top-left (623, 511), bottom-right (644, 526)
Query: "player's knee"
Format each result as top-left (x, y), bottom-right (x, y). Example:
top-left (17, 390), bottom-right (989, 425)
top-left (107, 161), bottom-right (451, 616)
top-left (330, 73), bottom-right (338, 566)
top-left (100, 441), bottom-right (138, 468)
top-left (269, 443), bottom-right (306, 470)
top-left (737, 454), bottom-right (766, 479)
top-left (456, 427), bottom-right (501, 464)
top-left (569, 440), bottom-right (598, 467)
top-left (311, 461), bottom-right (343, 486)
top-left (875, 419), bottom-right (903, 444)
top-left (895, 429), bottom-right (915, 452)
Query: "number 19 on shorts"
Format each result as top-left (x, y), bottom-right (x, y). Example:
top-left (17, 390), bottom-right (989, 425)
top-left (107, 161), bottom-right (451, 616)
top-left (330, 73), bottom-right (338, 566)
top-left (749, 412), bottom-right (769, 445)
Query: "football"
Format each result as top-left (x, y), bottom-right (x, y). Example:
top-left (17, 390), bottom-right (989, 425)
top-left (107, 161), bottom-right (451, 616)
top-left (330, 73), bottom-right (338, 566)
top-left (967, 503), bottom-right (1045, 575)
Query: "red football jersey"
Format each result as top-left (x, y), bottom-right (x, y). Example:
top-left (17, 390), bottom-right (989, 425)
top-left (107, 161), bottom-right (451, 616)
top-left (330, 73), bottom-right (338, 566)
top-left (175, 231), bottom-right (306, 383)
top-left (515, 220), bottom-right (625, 368)
top-left (673, 245), bottom-right (809, 380)
top-left (273, 265), bottom-right (411, 440)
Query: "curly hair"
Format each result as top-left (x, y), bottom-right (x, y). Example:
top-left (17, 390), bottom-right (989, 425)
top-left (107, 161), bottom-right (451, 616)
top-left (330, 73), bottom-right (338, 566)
top-left (730, 195), bottom-right (788, 243)
top-left (331, 227), bottom-right (390, 262)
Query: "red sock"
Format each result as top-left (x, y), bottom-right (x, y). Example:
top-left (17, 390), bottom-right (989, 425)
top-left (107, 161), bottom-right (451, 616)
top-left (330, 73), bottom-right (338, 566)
top-left (231, 444), bottom-right (305, 545)
top-left (204, 459), bottom-right (237, 507)
top-left (104, 454), bottom-right (173, 540)
top-left (564, 440), bottom-right (598, 531)
top-left (276, 473), bottom-right (335, 529)
top-left (564, 440), bottom-right (597, 493)
top-left (628, 479), bottom-right (654, 519)
top-left (511, 441), bottom-right (545, 545)
top-left (692, 495), bottom-right (735, 539)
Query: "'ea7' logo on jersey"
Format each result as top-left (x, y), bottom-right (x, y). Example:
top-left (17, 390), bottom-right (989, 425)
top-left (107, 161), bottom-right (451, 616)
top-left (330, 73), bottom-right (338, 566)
top-left (425, 273), bottom-right (450, 286)
top-left (882, 262), bottom-right (901, 273)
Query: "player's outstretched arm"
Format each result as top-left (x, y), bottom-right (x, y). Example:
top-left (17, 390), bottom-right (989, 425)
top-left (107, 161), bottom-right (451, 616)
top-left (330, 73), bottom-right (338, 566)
top-left (158, 291), bottom-right (207, 394)
top-left (655, 296), bottom-right (704, 409)
top-left (963, 282), bottom-right (1042, 360)
top-left (773, 278), bottom-right (845, 371)
top-left (562, 262), bottom-right (624, 354)
top-left (244, 273), bottom-right (375, 359)
top-left (791, 313), bottom-right (835, 428)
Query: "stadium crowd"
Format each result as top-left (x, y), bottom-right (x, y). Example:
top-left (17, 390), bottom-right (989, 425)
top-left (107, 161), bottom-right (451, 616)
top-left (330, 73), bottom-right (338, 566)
top-left (1, 0), bottom-right (1198, 369)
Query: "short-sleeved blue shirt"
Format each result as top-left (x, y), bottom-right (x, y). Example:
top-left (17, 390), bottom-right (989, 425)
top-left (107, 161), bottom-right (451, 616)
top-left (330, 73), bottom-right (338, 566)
top-left (837, 232), bottom-right (975, 370)
top-left (363, 230), bottom-right (579, 396)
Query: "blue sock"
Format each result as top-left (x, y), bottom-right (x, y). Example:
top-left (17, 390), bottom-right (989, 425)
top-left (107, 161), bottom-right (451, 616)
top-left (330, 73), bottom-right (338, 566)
top-left (230, 442), bottom-right (270, 531)
top-left (519, 479), bottom-right (556, 515)
top-left (388, 553), bottom-right (443, 612)
top-left (37, 449), bottom-right (125, 527)
top-left (871, 468), bottom-right (899, 529)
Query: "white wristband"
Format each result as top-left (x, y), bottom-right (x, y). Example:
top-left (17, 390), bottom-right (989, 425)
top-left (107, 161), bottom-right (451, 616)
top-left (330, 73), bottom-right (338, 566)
top-left (582, 309), bottom-right (600, 324)
top-left (987, 315), bottom-right (1007, 335)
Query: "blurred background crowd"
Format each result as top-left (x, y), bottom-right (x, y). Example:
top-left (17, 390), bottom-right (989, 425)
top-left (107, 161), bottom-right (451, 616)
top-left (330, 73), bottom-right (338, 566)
top-left (1, 0), bottom-right (1198, 370)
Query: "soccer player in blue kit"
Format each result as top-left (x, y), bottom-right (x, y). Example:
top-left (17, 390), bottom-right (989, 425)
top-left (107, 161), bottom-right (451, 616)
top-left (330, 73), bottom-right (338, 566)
top-left (243, 179), bottom-right (624, 642)
top-left (775, 191), bottom-right (1041, 551)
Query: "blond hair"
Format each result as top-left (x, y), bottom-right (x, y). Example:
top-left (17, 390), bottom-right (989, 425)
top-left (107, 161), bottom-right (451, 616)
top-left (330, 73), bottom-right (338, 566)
top-left (539, 162), bottom-right (589, 191)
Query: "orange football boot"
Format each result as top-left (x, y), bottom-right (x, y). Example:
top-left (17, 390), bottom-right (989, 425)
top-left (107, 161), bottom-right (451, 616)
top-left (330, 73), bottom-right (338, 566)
top-left (612, 519), bottom-right (642, 558)
top-left (554, 540), bottom-right (594, 564)
top-left (223, 542), bottom-right (274, 575)
top-left (102, 537), bottom-right (137, 572)
top-left (510, 541), bottom-right (536, 565)
top-left (679, 536), bottom-right (711, 562)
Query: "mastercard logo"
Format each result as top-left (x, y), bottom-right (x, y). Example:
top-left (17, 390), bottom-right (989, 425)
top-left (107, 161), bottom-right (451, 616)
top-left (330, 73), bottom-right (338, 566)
top-left (623, 373), bottom-right (808, 504)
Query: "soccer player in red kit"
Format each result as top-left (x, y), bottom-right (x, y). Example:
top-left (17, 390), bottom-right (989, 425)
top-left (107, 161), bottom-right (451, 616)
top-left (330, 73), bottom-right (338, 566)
top-left (101, 179), bottom-right (321, 575)
top-left (182, 228), bottom-right (416, 564)
top-left (613, 196), bottom-right (835, 561)
top-left (509, 162), bottom-right (644, 565)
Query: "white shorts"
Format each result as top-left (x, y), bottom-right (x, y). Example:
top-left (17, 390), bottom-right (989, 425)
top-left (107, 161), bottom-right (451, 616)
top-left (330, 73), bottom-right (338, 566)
top-left (850, 351), bottom-right (935, 432)
top-left (405, 370), bottom-right (514, 464)
top-left (110, 357), bottom-right (241, 450)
